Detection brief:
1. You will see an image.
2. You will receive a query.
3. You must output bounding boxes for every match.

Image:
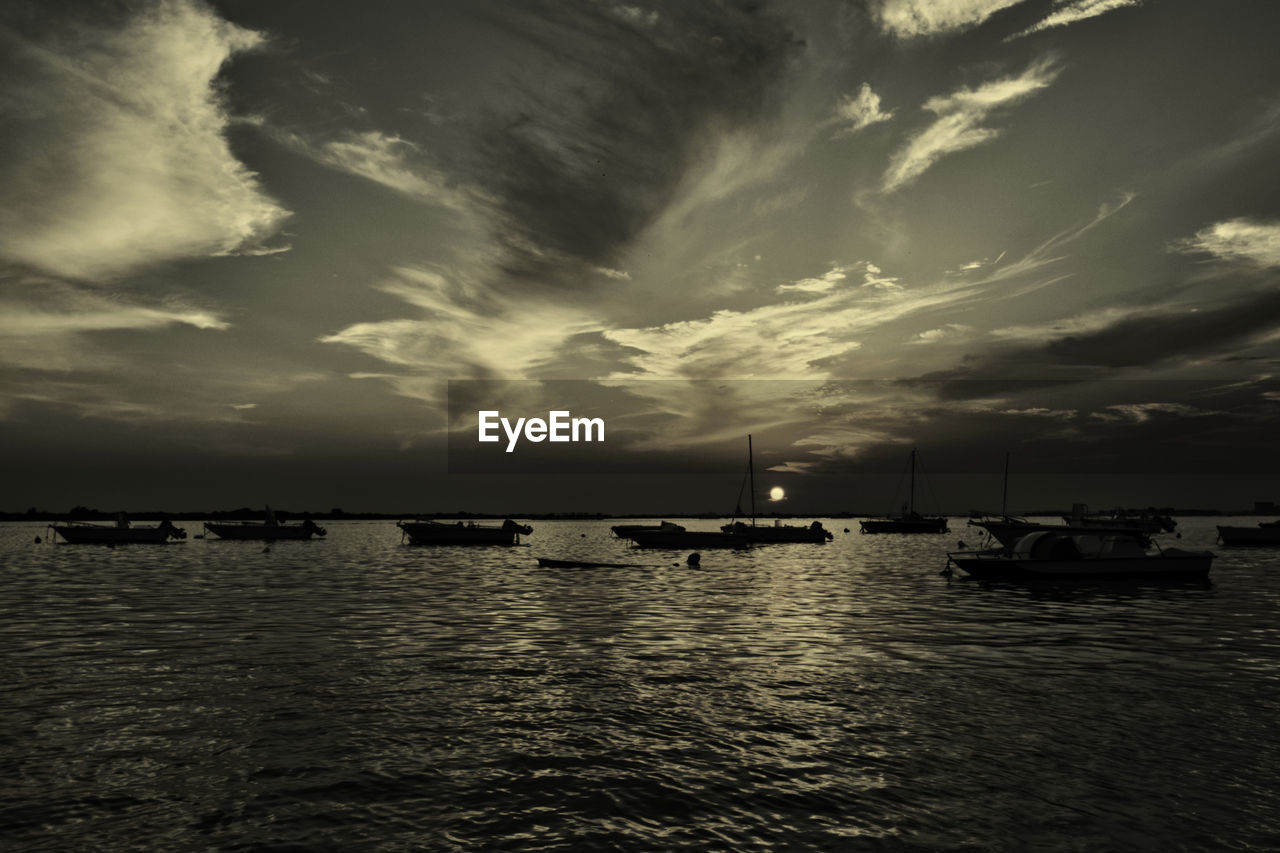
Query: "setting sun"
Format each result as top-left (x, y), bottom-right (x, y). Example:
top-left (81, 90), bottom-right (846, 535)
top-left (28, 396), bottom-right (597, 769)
top-left (769, 486), bottom-right (785, 502)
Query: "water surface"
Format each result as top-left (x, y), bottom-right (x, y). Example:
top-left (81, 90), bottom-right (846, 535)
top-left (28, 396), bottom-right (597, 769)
top-left (3, 518), bottom-right (1278, 849)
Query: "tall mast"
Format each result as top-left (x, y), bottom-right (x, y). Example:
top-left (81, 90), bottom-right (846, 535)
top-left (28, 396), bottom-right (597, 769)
top-left (909, 448), bottom-right (916, 515)
top-left (748, 434), bottom-right (757, 526)
top-left (1001, 451), bottom-right (1010, 517)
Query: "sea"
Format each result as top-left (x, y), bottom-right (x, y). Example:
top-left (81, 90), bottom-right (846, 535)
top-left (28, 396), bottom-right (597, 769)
top-left (3, 516), bottom-right (1278, 851)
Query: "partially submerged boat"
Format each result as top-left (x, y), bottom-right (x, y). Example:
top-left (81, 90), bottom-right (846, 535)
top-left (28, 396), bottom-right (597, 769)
top-left (947, 530), bottom-right (1214, 581)
top-left (204, 507), bottom-right (326, 540)
top-left (859, 449), bottom-right (948, 534)
top-left (1216, 520), bottom-right (1280, 546)
top-left (398, 518), bottom-right (532, 545)
top-left (51, 516), bottom-right (187, 544)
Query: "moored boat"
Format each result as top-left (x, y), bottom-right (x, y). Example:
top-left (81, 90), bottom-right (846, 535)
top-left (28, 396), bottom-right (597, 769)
top-left (398, 518), bottom-right (532, 545)
top-left (947, 530), bottom-right (1213, 581)
top-left (859, 449), bottom-right (948, 534)
top-left (611, 521), bottom-right (686, 538)
top-left (716, 435), bottom-right (832, 544)
top-left (1062, 504), bottom-right (1177, 535)
top-left (721, 519), bottom-right (832, 543)
top-left (1216, 520), bottom-right (1280, 546)
top-left (967, 515), bottom-right (1151, 549)
top-left (51, 517), bottom-right (187, 544)
top-left (204, 507), bottom-right (326, 540)
top-left (627, 529), bottom-right (747, 549)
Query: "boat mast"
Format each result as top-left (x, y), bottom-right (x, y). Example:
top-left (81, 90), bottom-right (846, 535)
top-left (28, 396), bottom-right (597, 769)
top-left (1001, 451), bottom-right (1010, 518)
top-left (748, 434), bottom-right (757, 526)
top-left (909, 448), bottom-right (916, 515)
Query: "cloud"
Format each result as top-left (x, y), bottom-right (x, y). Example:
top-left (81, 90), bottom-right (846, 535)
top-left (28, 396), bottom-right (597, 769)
top-left (1017, 0), bottom-right (1142, 37)
top-left (272, 129), bottom-right (469, 210)
top-left (776, 266), bottom-right (850, 294)
top-left (319, 265), bottom-right (600, 403)
top-left (466, 1), bottom-right (802, 287)
top-left (874, 0), bottom-right (1026, 38)
top-left (883, 57), bottom-right (1060, 193)
top-left (1173, 218), bottom-right (1280, 269)
top-left (832, 84), bottom-right (894, 135)
top-left (0, 275), bottom-right (228, 370)
top-left (0, 0), bottom-right (289, 280)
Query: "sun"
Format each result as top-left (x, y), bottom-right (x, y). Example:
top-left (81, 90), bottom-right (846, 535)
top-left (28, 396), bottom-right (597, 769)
top-left (768, 486), bottom-right (785, 502)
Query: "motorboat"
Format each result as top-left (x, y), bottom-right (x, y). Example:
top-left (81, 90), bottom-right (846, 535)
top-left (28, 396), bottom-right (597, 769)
top-left (51, 516), bottom-right (187, 544)
top-left (204, 507), bottom-right (326, 540)
top-left (947, 530), bottom-right (1214, 581)
top-left (1216, 520), bottom-right (1280, 546)
top-left (610, 521), bottom-right (686, 538)
top-left (398, 518), bottom-right (532, 545)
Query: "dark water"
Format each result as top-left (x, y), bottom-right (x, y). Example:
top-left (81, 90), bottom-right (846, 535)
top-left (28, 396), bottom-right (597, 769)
top-left (3, 517), bottom-right (1278, 850)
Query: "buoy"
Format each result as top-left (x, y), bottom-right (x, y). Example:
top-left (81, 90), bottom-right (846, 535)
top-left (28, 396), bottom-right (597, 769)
top-left (34, 536), bottom-right (41, 544)
top-left (687, 552), bottom-right (701, 567)
top-left (843, 528), bottom-right (850, 533)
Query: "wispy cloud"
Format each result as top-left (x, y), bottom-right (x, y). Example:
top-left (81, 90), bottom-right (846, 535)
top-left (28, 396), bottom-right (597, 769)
top-left (0, 276), bottom-right (227, 375)
top-left (874, 0), bottom-right (1026, 38)
top-left (0, 0), bottom-right (289, 280)
top-left (832, 84), bottom-right (894, 135)
top-left (272, 129), bottom-right (469, 210)
top-left (1173, 218), bottom-right (1280, 269)
top-left (319, 265), bottom-right (600, 403)
top-left (467, 1), bottom-right (801, 287)
top-left (1017, 0), bottom-right (1142, 37)
top-left (883, 57), bottom-right (1060, 192)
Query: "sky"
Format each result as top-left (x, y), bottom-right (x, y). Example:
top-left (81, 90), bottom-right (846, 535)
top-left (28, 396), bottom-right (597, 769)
top-left (2, 0), bottom-right (1280, 515)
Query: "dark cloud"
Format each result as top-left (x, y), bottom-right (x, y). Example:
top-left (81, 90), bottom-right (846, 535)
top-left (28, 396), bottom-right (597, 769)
top-left (469, 0), bottom-right (803, 287)
top-left (921, 288), bottom-right (1280, 398)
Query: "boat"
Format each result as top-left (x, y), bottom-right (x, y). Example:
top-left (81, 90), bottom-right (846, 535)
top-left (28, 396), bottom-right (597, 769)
top-left (859, 449), bottom-right (948, 534)
top-left (717, 435), bottom-right (833, 544)
top-left (398, 518), bottom-right (532, 545)
top-left (967, 515), bottom-right (1152, 550)
top-left (627, 529), bottom-right (748, 549)
top-left (204, 507), bottom-right (327, 540)
top-left (51, 515), bottom-right (187, 544)
top-left (610, 521), bottom-right (686, 538)
top-left (946, 530), bottom-right (1214, 581)
top-left (1216, 520), bottom-right (1280, 546)
top-left (1061, 504), bottom-right (1176, 535)
top-left (537, 558), bottom-right (652, 568)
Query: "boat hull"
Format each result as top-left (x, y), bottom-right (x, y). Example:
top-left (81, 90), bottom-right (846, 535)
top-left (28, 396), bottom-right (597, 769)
top-left (398, 521), bottom-right (528, 545)
top-left (52, 525), bottom-right (178, 544)
top-left (969, 519), bottom-right (1149, 549)
top-left (950, 552), bottom-right (1213, 581)
top-left (628, 531), bottom-right (747, 549)
top-left (860, 517), bottom-right (948, 534)
top-left (204, 524), bottom-right (318, 541)
top-left (1216, 525), bottom-right (1280, 546)
top-left (720, 524), bottom-right (831, 543)
top-left (537, 558), bottom-right (647, 568)
top-left (611, 522), bottom-right (685, 538)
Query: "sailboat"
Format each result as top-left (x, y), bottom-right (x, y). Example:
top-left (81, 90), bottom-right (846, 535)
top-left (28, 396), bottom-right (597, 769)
top-left (858, 448), bottom-right (948, 534)
top-left (719, 435), bottom-right (832, 544)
